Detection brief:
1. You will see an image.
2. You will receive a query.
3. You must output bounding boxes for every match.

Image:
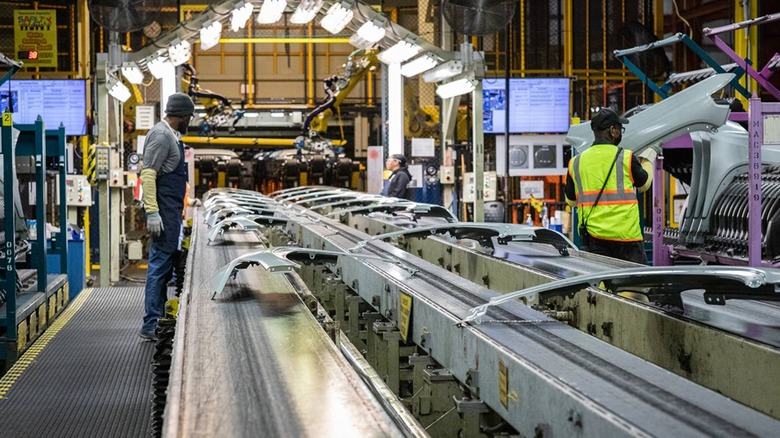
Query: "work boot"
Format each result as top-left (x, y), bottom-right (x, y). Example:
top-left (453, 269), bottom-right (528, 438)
top-left (138, 328), bottom-right (158, 342)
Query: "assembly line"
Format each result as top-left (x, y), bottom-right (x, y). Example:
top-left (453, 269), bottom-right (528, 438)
top-left (1, 1), bottom-right (780, 437)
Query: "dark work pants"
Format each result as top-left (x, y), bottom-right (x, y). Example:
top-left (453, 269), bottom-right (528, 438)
top-left (585, 236), bottom-right (648, 265)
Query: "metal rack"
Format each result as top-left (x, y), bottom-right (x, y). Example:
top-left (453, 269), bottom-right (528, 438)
top-left (1, 69), bottom-right (70, 365)
top-left (613, 14), bottom-right (780, 267)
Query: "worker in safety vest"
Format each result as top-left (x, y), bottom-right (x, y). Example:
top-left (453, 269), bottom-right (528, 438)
top-left (564, 108), bottom-right (659, 264)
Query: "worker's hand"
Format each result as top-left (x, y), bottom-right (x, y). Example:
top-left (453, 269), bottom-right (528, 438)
top-left (637, 145), bottom-right (660, 162)
top-left (147, 212), bottom-right (164, 238)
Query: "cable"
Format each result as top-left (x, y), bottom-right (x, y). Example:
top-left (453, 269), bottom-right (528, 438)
top-left (671, 0), bottom-right (693, 38)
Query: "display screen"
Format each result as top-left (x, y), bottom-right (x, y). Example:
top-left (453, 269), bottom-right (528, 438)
top-left (483, 78), bottom-right (570, 134)
top-left (0, 80), bottom-right (87, 136)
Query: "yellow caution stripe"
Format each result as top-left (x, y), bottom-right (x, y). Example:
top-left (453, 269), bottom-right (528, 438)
top-left (0, 287), bottom-right (96, 399)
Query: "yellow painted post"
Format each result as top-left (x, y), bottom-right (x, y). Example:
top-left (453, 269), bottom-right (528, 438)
top-left (82, 137), bottom-right (90, 277)
top-left (307, 23), bottom-right (315, 107)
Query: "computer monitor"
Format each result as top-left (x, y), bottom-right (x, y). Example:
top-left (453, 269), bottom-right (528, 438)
top-left (483, 78), bottom-right (570, 134)
top-left (0, 80), bottom-right (87, 136)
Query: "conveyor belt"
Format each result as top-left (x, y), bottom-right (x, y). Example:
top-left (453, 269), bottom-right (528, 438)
top-left (0, 287), bottom-right (153, 437)
top-left (165, 216), bottom-right (405, 437)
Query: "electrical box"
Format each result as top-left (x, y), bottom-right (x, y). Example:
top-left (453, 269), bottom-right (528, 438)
top-left (463, 171), bottom-right (498, 203)
top-left (64, 174), bottom-right (92, 206)
top-left (440, 166), bottom-right (455, 184)
top-left (126, 172), bottom-right (138, 187)
top-left (127, 241), bottom-right (143, 260)
top-left (95, 146), bottom-right (110, 180)
top-left (109, 170), bottom-right (123, 187)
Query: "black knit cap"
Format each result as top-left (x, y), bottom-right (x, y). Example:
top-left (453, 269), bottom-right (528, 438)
top-left (590, 108), bottom-right (629, 131)
top-left (390, 153), bottom-right (406, 166)
top-left (165, 92), bottom-right (195, 117)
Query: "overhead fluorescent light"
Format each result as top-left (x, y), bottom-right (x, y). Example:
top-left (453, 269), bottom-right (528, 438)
top-left (400, 53), bottom-right (439, 77)
top-left (107, 77), bottom-right (131, 103)
top-left (167, 39), bottom-right (191, 66)
top-left (436, 76), bottom-right (478, 99)
top-left (200, 20), bottom-right (222, 51)
top-left (319, 1), bottom-right (353, 34)
top-left (290, 0), bottom-right (323, 24)
top-left (146, 53), bottom-right (174, 79)
top-left (422, 60), bottom-right (464, 83)
top-left (257, 0), bottom-right (287, 24)
top-left (270, 112), bottom-right (285, 118)
top-left (121, 61), bottom-right (144, 84)
top-left (231, 1), bottom-right (254, 31)
top-left (348, 33), bottom-right (375, 50)
top-left (243, 112), bottom-right (260, 118)
top-left (377, 39), bottom-right (421, 64)
top-left (356, 18), bottom-right (386, 43)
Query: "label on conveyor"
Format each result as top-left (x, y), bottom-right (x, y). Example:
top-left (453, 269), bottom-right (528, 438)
top-left (499, 359), bottom-right (509, 409)
top-left (399, 292), bottom-right (412, 343)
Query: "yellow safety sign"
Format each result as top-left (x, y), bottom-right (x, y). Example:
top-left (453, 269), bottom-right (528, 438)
top-left (399, 292), bottom-right (413, 343)
top-left (2, 112), bottom-right (11, 126)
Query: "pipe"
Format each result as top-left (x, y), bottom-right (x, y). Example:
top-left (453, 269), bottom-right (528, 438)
top-left (181, 136), bottom-right (347, 147)
top-left (215, 37), bottom-right (350, 44)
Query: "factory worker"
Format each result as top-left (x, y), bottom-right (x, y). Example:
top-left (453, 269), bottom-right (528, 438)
top-left (382, 153), bottom-right (413, 199)
top-left (138, 92), bottom-right (194, 341)
top-left (565, 107), bottom-right (658, 264)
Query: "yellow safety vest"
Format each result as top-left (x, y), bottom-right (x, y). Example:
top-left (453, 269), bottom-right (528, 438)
top-left (569, 144), bottom-right (642, 242)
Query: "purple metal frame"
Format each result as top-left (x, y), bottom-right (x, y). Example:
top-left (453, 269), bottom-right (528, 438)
top-left (652, 13), bottom-right (780, 267)
top-left (704, 13), bottom-right (780, 101)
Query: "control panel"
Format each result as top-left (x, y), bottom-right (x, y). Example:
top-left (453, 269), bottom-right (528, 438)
top-left (95, 146), bottom-right (110, 181)
top-left (440, 165), bottom-right (455, 184)
top-left (58, 174), bottom-right (92, 207)
top-left (463, 171), bottom-right (498, 203)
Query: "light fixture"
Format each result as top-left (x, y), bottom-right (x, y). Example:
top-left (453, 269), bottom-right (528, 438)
top-left (107, 77), bottom-right (131, 103)
top-left (400, 53), bottom-right (438, 77)
top-left (436, 75), bottom-right (478, 99)
top-left (231, 1), bottom-right (254, 31)
top-left (319, 1), bottom-right (353, 34)
top-left (348, 33), bottom-right (375, 50)
top-left (377, 39), bottom-right (421, 64)
top-left (290, 0), bottom-right (323, 24)
top-left (200, 20), bottom-right (222, 51)
top-left (356, 18), bottom-right (386, 43)
top-left (167, 39), bottom-right (191, 66)
top-left (422, 60), bottom-right (464, 83)
top-left (257, 0), bottom-right (287, 24)
top-left (121, 61), bottom-right (144, 84)
top-left (146, 53), bottom-right (174, 79)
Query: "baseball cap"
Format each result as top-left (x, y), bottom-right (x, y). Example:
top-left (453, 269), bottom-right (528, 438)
top-left (390, 154), bottom-right (407, 166)
top-left (590, 108), bottom-right (629, 131)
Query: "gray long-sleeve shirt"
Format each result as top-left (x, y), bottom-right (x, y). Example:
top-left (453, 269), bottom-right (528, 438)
top-left (142, 120), bottom-right (181, 175)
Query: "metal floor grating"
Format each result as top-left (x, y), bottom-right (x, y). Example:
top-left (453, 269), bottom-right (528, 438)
top-left (0, 287), bottom-right (154, 438)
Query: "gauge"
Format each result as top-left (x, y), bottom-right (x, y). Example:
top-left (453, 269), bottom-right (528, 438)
top-left (426, 165), bottom-right (438, 176)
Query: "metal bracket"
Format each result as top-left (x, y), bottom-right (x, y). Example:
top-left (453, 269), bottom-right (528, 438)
top-left (460, 266), bottom-right (780, 325)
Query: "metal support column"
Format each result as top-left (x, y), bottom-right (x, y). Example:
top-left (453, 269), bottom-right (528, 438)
top-left (96, 55), bottom-right (110, 286)
top-left (748, 94), bottom-right (762, 266)
top-left (471, 80), bottom-right (484, 222)
top-left (387, 62), bottom-right (404, 156)
top-left (1, 112), bottom-right (18, 358)
top-left (652, 153), bottom-right (668, 266)
top-left (47, 124), bottom-right (68, 274)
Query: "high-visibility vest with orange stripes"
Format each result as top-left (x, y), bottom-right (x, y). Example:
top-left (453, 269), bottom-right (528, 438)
top-left (569, 144), bottom-right (642, 242)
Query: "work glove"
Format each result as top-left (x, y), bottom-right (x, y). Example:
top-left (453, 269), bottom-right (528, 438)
top-left (147, 212), bottom-right (164, 238)
top-left (638, 144), bottom-right (661, 162)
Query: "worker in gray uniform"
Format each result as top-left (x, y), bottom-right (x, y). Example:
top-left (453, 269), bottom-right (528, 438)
top-left (138, 93), bottom-right (194, 341)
